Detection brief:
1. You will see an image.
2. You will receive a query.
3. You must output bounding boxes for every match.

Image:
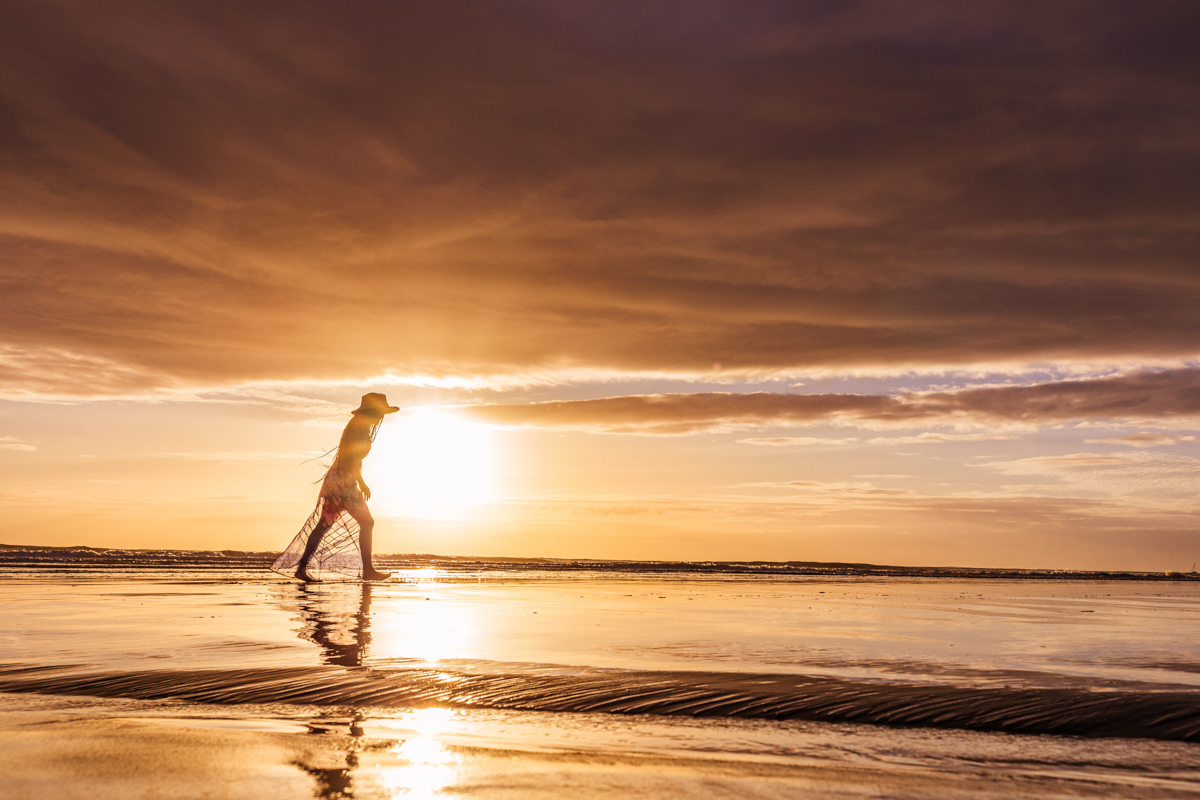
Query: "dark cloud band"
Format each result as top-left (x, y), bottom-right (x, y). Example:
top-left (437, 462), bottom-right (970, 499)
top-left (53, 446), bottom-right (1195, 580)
top-left (462, 368), bottom-right (1200, 433)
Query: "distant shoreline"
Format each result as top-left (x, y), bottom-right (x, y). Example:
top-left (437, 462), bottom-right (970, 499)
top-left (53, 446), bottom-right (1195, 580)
top-left (2, 543), bottom-right (1197, 581)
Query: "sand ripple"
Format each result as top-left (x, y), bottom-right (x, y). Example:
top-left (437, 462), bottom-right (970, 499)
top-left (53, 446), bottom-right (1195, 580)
top-left (3, 663), bottom-right (1198, 741)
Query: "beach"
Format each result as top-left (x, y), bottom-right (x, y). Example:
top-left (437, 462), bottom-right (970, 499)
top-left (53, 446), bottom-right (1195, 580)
top-left (2, 551), bottom-right (1199, 798)
top-left (5, 1), bottom-right (1200, 796)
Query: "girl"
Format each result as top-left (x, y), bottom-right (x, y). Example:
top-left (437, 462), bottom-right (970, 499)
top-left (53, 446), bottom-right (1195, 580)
top-left (272, 393), bottom-right (398, 581)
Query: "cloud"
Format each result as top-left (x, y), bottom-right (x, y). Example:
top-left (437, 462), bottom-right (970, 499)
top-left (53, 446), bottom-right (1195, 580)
top-left (154, 451), bottom-right (319, 463)
top-left (738, 437), bottom-right (860, 446)
top-left (465, 391), bottom-right (899, 434)
top-left (0, 436), bottom-right (36, 452)
top-left (991, 453), bottom-right (1131, 471)
top-left (463, 368), bottom-right (1200, 433)
top-left (1084, 433), bottom-right (1199, 448)
top-left (924, 369), bottom-right (1200, 424)
top-left (754, 480), bottom-right (915, 497)
top-left (983, 451), bottom-right (1200, 501)
top-left (737, 432), bottom-right (1018, 446)
top-left (0, 2), bottom-right (1198, 394)
top-left (866, 433), bottom-right (1020, 445)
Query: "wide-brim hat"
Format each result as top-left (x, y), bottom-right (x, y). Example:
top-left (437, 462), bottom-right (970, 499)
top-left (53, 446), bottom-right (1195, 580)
top-left (352, 392), bottom-right (400, 416)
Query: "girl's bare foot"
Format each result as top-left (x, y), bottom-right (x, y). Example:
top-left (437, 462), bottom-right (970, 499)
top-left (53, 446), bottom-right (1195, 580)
top-left (295, 566), bottom-right (320, 582)
top-left (362, 568), bottom-right (392, 581)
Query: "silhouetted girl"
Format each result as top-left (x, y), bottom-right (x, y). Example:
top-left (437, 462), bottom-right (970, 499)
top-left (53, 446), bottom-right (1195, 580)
top-left (272, 393), bottom-right (397, 582)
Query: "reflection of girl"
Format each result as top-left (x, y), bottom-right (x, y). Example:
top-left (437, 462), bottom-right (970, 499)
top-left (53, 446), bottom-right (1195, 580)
top-left (295, 583), bottom-right (372, 667)
top-left (273, 393), bottom-right (397, 582)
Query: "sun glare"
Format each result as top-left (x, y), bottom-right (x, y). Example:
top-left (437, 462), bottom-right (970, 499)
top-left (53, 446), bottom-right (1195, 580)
top-left (364, 410), bottom-right (496, 520)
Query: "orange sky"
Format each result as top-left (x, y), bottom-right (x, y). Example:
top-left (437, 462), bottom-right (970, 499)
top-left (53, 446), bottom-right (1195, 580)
top-left (1, 1), bottom-right (1199, 569)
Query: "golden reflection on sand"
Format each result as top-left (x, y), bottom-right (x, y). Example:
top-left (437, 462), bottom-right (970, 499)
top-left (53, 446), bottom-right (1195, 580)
top-left (291, 709), bottom-right (469, 799)
top-left (378, 738), bottom-right (458, 799)
top-left (386, 708), bottom-right (459, 736)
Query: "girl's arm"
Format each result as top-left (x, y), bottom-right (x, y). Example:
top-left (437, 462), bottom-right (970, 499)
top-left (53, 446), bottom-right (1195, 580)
top-left (355, 465), bottom-right (371, 501)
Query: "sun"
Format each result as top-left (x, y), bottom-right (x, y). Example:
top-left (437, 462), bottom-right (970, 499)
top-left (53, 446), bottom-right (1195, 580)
top-left (362, 409), bottom-right (496, 520)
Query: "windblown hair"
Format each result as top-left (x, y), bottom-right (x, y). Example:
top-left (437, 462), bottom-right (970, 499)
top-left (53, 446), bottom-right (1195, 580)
top-left (327, 415), bottom-right (380, 468)
top-left (338, 417), bottom-right (381, 447)
top-left (307, 416), bottom-right (382, 478)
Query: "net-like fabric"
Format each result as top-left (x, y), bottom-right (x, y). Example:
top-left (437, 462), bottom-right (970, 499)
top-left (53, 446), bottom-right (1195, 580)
top-left (271, 496), bottom-right (364, 581)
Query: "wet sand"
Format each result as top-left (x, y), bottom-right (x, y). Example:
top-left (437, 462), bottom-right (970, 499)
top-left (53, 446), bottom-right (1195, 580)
top-left (5, 568), bottom-right (1200, 686)
top-left (6, 694), bottom-right (1200, 800)
top-left (2, 561), bottom-right (1199, 798)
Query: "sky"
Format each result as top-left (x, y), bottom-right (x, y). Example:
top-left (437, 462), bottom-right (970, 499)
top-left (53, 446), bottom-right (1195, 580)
top-left (1, 0), bottom-right (1198, 569)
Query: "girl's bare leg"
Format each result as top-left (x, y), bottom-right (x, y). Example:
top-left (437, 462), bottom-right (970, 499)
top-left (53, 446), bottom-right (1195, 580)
top-left (347, 504), bottom-right (391, 580)
top-left (296, 519), bottom-right (332, 582)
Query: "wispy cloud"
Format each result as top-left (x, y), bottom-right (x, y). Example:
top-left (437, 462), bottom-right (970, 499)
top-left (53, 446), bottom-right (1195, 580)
top-left (0, 436), bottom-right (36, 452)
top-left (982, 451), bottom-right (1200, 502)
top-left (154, 451), bottom-right (321, 463)
top-left (738, 432), bottom-right (1018, 446)
top-left (866, 433), bottom-right (1020, 445)
top-left (738, 437), bottom-right (860, 446)
top-left (752, 480), bottom-right (916, 497)
top-left (1084, 433), bottom-right (1199, 448)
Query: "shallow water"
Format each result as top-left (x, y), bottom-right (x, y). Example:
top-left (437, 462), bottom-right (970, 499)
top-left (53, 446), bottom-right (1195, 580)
top-left (2, 561), bottom-right (1199, 798)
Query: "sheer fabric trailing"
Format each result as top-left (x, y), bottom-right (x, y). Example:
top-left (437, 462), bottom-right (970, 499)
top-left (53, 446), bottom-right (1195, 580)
top-left (271, 495), bottom-right (364, 580)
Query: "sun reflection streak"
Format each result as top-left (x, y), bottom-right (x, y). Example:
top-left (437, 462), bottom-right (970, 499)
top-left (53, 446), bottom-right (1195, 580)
top-left (379, 739), bottom-right (457, 800)
top-left (371, 708), bottom-right (458, 737)
top-left (363, 709), bottom-right (462, 800)
top-left (371, 594), bottom-right (477, 663)
top-left (390, 567), bottom-right (442, 584)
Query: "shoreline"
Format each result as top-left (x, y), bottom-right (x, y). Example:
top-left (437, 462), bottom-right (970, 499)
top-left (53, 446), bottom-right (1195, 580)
top-left (2, 544), bottom-right (1198, 581)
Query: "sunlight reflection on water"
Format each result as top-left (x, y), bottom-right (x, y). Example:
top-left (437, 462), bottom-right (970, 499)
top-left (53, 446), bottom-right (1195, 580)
top-left (364, 710), bottom-right (462, 799)
top-left (372, 595), bottom-right (476, 664)
top-left (390, 567), bottom-right (443, 583)
top-left (379, 739), bottom-right (457, 800)
top-left (374, 708), bottom-right (460, 737)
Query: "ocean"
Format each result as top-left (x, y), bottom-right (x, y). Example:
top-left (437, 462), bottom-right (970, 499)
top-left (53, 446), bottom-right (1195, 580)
top-left (2, 548), bottom-right (1199, 799)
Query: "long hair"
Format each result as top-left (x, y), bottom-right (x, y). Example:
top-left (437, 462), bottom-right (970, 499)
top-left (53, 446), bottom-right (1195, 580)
top-left (334, 413), bottom-right (382, 461)
top-left (308, 414), bottom-right (383, 478)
